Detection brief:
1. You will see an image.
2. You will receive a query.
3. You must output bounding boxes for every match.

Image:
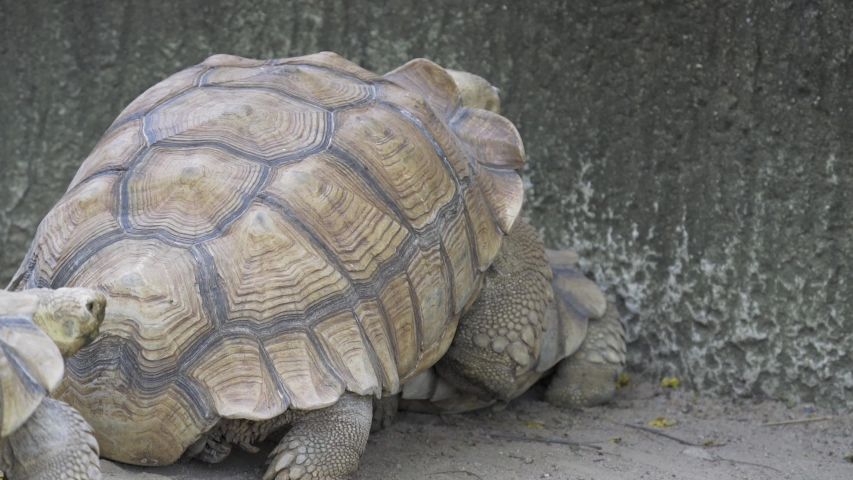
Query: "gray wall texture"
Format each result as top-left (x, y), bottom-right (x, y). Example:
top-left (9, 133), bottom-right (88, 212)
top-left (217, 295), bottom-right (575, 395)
top-left (1, 0), bottom-right (851, 408)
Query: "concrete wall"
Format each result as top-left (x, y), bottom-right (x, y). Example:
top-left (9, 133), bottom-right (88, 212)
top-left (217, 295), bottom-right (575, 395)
top-left (1, 0), bottom-right (850, 408)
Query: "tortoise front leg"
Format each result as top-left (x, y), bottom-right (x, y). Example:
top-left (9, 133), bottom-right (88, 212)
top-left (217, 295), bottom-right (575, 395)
top-left (264, 393), bottom-right (372, 480)
top-left (429, 220), bottom-right (555, 404)
top-left (0, 398), bottom-right (101, 480)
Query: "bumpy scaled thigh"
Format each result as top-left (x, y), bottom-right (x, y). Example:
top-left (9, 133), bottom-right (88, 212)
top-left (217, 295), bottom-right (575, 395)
top-left (435, 221), bottom-right (554, 402)
top-left (264, 393), bottom-right (372, 480)
top-left (0, 397), bottom-right (101, 480)
top-left (545, 302), bottom-right (626, 408)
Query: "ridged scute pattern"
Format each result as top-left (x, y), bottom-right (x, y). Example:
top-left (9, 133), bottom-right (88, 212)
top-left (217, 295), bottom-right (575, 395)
top-left (14, 52), bottom-right (525, 466)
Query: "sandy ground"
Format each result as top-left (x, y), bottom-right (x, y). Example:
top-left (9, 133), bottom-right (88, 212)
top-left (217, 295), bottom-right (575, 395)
top-left (101, 378), bottom-right (852, 480)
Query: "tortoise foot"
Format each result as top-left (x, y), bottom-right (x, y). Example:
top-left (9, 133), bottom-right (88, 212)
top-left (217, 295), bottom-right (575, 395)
top-left (263, 393), bottom-right (371, 480)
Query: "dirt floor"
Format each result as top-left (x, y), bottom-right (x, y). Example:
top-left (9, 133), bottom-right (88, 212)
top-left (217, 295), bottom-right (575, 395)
top-left (101, 378), bottom-right (852, 480)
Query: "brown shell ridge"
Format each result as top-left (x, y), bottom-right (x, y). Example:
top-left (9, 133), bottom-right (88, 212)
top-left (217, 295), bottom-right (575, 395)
top-left (449, 107), bottom-right (525, 235)
top-left (325, 146), bottom-right (418, 237)
top-left (322, 144), bottom-right (477, 314)
top-left (50, 230), bottom-right (126, 289)
top-left (369, 100), bottom-right (477, 306)
top-left (139, 109), bottom-right (336, 167)
top-left (271, 52), bottom-right (381, 83)
top-left (64, 168), bottom-right (126, 196)
top-left (378, 100), bottom-right (471, 192)
top-left (256, 337), bottom-right (292, 407)
top-left (116, 155), bottom-right (272, 246)
top-left (197, 73), bottom-right (379, 114)
top-left (105, 66), bottom-right (213, 136)
top-left (382, 58), bottom-right (463, 118)
top-left (278, 63), bottom-right (376, 84)
top-left (177, 331), bottom-right (294, 416)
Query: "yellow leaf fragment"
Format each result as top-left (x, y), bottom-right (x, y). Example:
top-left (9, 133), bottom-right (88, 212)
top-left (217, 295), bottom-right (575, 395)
top-left (616, 373), bottom-right (631, 388)
top-left (660, 376), bottom-right (680, 388)
top-left (648, 416), bottom-right (677, 427)
top-left (522, 420), bottom-right (544, 429)
top-left (609, 437), bottom-right (622, 444)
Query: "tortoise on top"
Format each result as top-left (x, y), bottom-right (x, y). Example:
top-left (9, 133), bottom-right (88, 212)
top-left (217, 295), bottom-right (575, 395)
top-left (0, 288), bottom-right (105, 479)
top-left (10, 53), bottom-right (624, 479)
top-left (10, 52), bottom-right (527, 479)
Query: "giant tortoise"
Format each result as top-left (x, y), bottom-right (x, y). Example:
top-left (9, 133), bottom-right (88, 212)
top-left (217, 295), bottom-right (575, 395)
top-left (10, 52), bottom-right (624, 479)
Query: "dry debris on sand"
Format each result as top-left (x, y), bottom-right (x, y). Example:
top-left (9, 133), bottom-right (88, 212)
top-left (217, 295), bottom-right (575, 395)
top-left (102, 379), bottom-right (852, 480)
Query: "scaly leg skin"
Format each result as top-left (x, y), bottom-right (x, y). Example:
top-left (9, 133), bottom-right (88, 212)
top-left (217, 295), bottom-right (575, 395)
top-left (432, 220), bottom-right (555, 404)
top-left (0, 397), bottom-right (100, 480)
top-left (264, 393), bottom-right (372, 480)
top-left (370, 395), bottom-right (399, 433)
top-left (545, 301), bottom-right (627, 408)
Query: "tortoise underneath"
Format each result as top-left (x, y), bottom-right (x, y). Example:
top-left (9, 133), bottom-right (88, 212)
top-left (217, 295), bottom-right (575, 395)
top-left (11, 52), bottom-right (624, 479)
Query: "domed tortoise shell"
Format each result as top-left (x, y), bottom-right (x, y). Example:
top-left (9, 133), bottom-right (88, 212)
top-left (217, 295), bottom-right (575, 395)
top-left (9, 52), bottom-right (525, 465)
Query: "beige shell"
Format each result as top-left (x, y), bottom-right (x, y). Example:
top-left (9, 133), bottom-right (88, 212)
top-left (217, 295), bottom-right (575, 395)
top-left (0, 291), bottom-right (65, 437)
top-left (10, 53), bottom-right (525, 465)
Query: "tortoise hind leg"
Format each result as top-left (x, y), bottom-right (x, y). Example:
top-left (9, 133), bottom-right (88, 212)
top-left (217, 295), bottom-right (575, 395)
top-left (264, 393), bottom-right (372, 480)
top-left (545, 302), bottom-right (627, 408)
top-left (0, 397), bottom-right (100, 480)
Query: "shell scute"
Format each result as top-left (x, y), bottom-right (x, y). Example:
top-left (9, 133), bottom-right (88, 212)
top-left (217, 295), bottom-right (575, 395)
top-left (200, 54), bottom-right (268, 68)
top-left (202, 64), bottom-right (373, 110)
top-left (462, 181), bottom-right (504, 271)
top-left (17, 175), bottom-right (122, 290)
top-left (313, 310), bottom-right (381, 397)
top-left (186, 334), bottom-right (286, 419)
top-left (377, 272), bottom-right (419, 381)
top-left (352, 299), bottom-right (400, 393)
top-left (405, 243), bottom-right (451, 359)
top-left (110, 65), bottom-right (209, 129)
top-left (125, 145), bottom-right (265, 241)
top-left (144, 87), bottom-right (329, 161)
top-left (68, 118), bottom-right (146, 191)
top-left (262, 330), bottom-right (345, 410)
top-left (263, 154), bottom-right (410, 283)
top-left (441, 209), bottom-right (478, 314)
top-left (383, 58), bottom-right (462, 118)
top-left (473, 165), bottom-right (525, 234)
top-left (376, 82), bottom-right (471, 183)
top-left (206, 202), bottom-right (350, 325)
top-left (273, 52), bottom-right (380, 82)
top-left (333, 105), bottom-right (457, 231)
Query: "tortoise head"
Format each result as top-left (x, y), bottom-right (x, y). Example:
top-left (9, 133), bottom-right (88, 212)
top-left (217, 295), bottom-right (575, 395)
top-left (447, 69), bottom-right (501, 114)
top-left (30, 287), bottom-right (106, 359)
